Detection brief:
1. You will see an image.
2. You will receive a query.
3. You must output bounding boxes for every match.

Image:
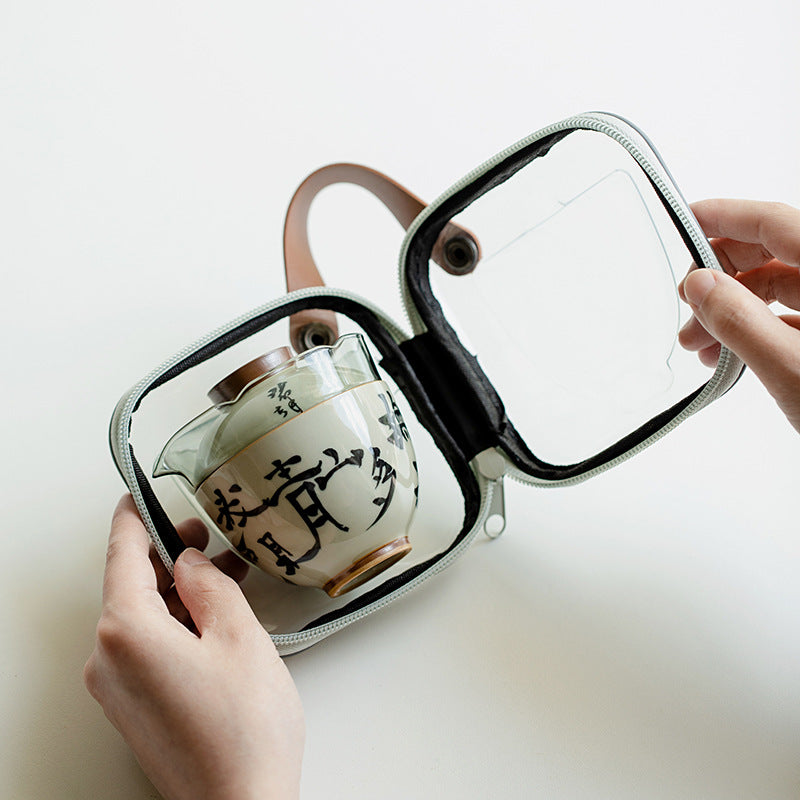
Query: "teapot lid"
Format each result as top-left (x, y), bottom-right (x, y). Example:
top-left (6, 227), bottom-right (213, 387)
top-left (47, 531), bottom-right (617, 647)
top-left (208, 346), bottom-right (293, 406)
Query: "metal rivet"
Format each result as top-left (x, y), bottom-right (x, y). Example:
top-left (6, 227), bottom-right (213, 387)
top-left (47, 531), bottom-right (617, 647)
top-left (443, 236), bottom-right (479, 275)
top-left (298, 322), bottom-right (336, 351)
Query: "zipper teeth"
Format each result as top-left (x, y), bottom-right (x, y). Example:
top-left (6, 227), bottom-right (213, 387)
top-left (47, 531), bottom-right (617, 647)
top-left (271, 470), bottom-right (492, 651)
top-left (501, 360), bottom-right (732, 490)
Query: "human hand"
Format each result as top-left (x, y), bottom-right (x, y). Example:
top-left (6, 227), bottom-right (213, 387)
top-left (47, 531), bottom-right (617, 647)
top-left (84, 496), bottom-right (304, 800)
top-left (678, 199), bottom-right (800, 433)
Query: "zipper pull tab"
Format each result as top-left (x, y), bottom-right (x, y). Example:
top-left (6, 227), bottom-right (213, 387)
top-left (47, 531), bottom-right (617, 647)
top-left (484, 476), bottom-right (506, 539)
top-left (474, 449), bottom-right (507, 540)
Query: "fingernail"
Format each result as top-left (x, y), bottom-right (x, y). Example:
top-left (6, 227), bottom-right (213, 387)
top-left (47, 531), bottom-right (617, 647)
top-left (180, 547), bottom-right (208, 566)
top-left (677, 263), bottom-right (698, 302)
top-left (683, 269), bottom-right (718, 307)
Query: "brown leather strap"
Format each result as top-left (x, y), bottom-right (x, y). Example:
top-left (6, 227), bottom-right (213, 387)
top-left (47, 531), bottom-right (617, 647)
top-left (283, 163), bottom-right (480, 352)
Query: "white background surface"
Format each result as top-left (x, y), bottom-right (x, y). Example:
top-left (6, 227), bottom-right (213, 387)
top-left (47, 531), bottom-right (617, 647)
top-left (2, 2), bottom-right (799, 798)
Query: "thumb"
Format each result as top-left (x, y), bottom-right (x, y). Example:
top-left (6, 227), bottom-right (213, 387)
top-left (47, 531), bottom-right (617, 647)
top-left (173, 548), bottom-right (256, 637)
top-left (684, 268), bottom-right (800, 415)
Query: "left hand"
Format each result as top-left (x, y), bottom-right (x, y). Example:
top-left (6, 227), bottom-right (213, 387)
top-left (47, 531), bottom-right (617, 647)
top-left (84, 495), bottom-right (305, 800)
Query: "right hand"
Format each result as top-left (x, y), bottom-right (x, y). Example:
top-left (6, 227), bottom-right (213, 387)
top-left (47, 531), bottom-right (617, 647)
top-left (678, 199), bottom-right (800, 433)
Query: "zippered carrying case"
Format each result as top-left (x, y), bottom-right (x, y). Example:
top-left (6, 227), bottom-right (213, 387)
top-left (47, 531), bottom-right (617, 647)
top-left (110, 112), bottom-right (743, 654)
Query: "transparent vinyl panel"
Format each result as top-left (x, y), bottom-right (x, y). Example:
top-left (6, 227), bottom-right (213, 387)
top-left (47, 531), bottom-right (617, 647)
top-left (430, 130), bottom-right (714, 466)
top-left (138, 314), bottom-right (468, 636)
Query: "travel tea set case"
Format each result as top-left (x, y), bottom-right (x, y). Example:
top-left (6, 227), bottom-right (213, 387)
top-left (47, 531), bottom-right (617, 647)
top-left (110, 112), bottom-right (743, 654)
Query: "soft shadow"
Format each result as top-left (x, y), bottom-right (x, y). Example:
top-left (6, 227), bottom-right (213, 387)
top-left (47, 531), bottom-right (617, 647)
top-left (444, 534), bottom-right (800, 799)
top-left (8, 509), bottom-right (160, 800)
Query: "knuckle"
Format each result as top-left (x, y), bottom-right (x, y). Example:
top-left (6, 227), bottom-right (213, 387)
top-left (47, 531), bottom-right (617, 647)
top-left (83, 653), bottom-right (101, 698)
top-left (710, 297), bottom-right (750, 343)
top-left (104, 535), bottom-right (127, 568)
top-left (198, 562), bottom-right (240, 596)
top-left (759, 243), bottom-right (776, 267)
top-left (203, 573), bottom-right (242, 609)
top-left (762, 202), bottom-right (800, 266)
top-left (758, 201), bottom-right (789, 230)
top-left (763, 201), bottom-right (788, 216)
top-left (94, 611), bottom-right (136, 659)
top-left (770, 352), bottom-right (800, 404)
top-left (769, 201), bottom-right (794, 217)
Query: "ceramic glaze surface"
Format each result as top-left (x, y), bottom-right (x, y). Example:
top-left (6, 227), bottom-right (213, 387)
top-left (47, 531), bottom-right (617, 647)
top-left (154, 334), bottom-right (378, 490)
top-left (196, 380), bottom-right (418, 592)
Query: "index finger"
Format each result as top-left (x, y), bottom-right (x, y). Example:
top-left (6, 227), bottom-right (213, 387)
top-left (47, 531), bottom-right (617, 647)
top-left (102, 494), bottom-right (163, 610)
top-left (691, 199), bottom-right (800, 268)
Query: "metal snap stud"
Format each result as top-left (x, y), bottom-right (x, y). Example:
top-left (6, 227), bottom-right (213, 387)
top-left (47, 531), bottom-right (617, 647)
top-left (442, 235), bottom-right (479, 275)
top-left (298, 322), bottom-right (337, 351)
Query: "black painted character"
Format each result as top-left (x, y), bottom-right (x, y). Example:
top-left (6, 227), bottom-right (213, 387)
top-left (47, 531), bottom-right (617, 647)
top-left (377, 392), bottom-right (410, 450)
top-left (233, 531), bottom-right (258, 564)
top-left (368, 447), bottom-right (397, 528)
top-left (267, 381), bottom-right (293, 402)
top-left (212, 446), bottom-right (397, 578)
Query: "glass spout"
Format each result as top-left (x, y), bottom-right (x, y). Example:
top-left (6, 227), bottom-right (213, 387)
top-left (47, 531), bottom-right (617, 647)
top-left (153, 410), bottom-right (222, 489)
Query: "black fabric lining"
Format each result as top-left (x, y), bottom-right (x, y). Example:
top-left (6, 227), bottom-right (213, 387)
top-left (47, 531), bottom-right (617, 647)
top-left (121, 293), bottom-right (482, 633)
top-left (498, 385), bottom-right (704, 478)
top-left (131, 448), bottom-right (185, 561)
top-left (397, 332), bottom-right (504, 461)
top-left (402, 126), bottom-right (715, 480)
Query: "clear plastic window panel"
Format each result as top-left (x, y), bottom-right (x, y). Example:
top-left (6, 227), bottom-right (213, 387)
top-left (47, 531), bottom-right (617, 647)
top-left (430, 130), bottom-right (713, 466)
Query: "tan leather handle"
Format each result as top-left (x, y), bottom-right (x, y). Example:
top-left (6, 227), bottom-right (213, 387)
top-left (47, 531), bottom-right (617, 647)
top-left (283, 163), bottom-right (480, 352)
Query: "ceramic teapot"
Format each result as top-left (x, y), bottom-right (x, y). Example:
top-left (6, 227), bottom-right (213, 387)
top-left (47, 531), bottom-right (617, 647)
top-left (154, 334), bottom-right (418, 596)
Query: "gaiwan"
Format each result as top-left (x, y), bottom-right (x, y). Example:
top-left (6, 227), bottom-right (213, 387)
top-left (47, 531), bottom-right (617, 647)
top-left (154, 334), bottom-right (418, 597)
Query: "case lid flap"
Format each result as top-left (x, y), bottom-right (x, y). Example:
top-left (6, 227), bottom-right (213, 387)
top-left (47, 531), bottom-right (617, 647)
top-left (399, 113), bottom-right (743, 481)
